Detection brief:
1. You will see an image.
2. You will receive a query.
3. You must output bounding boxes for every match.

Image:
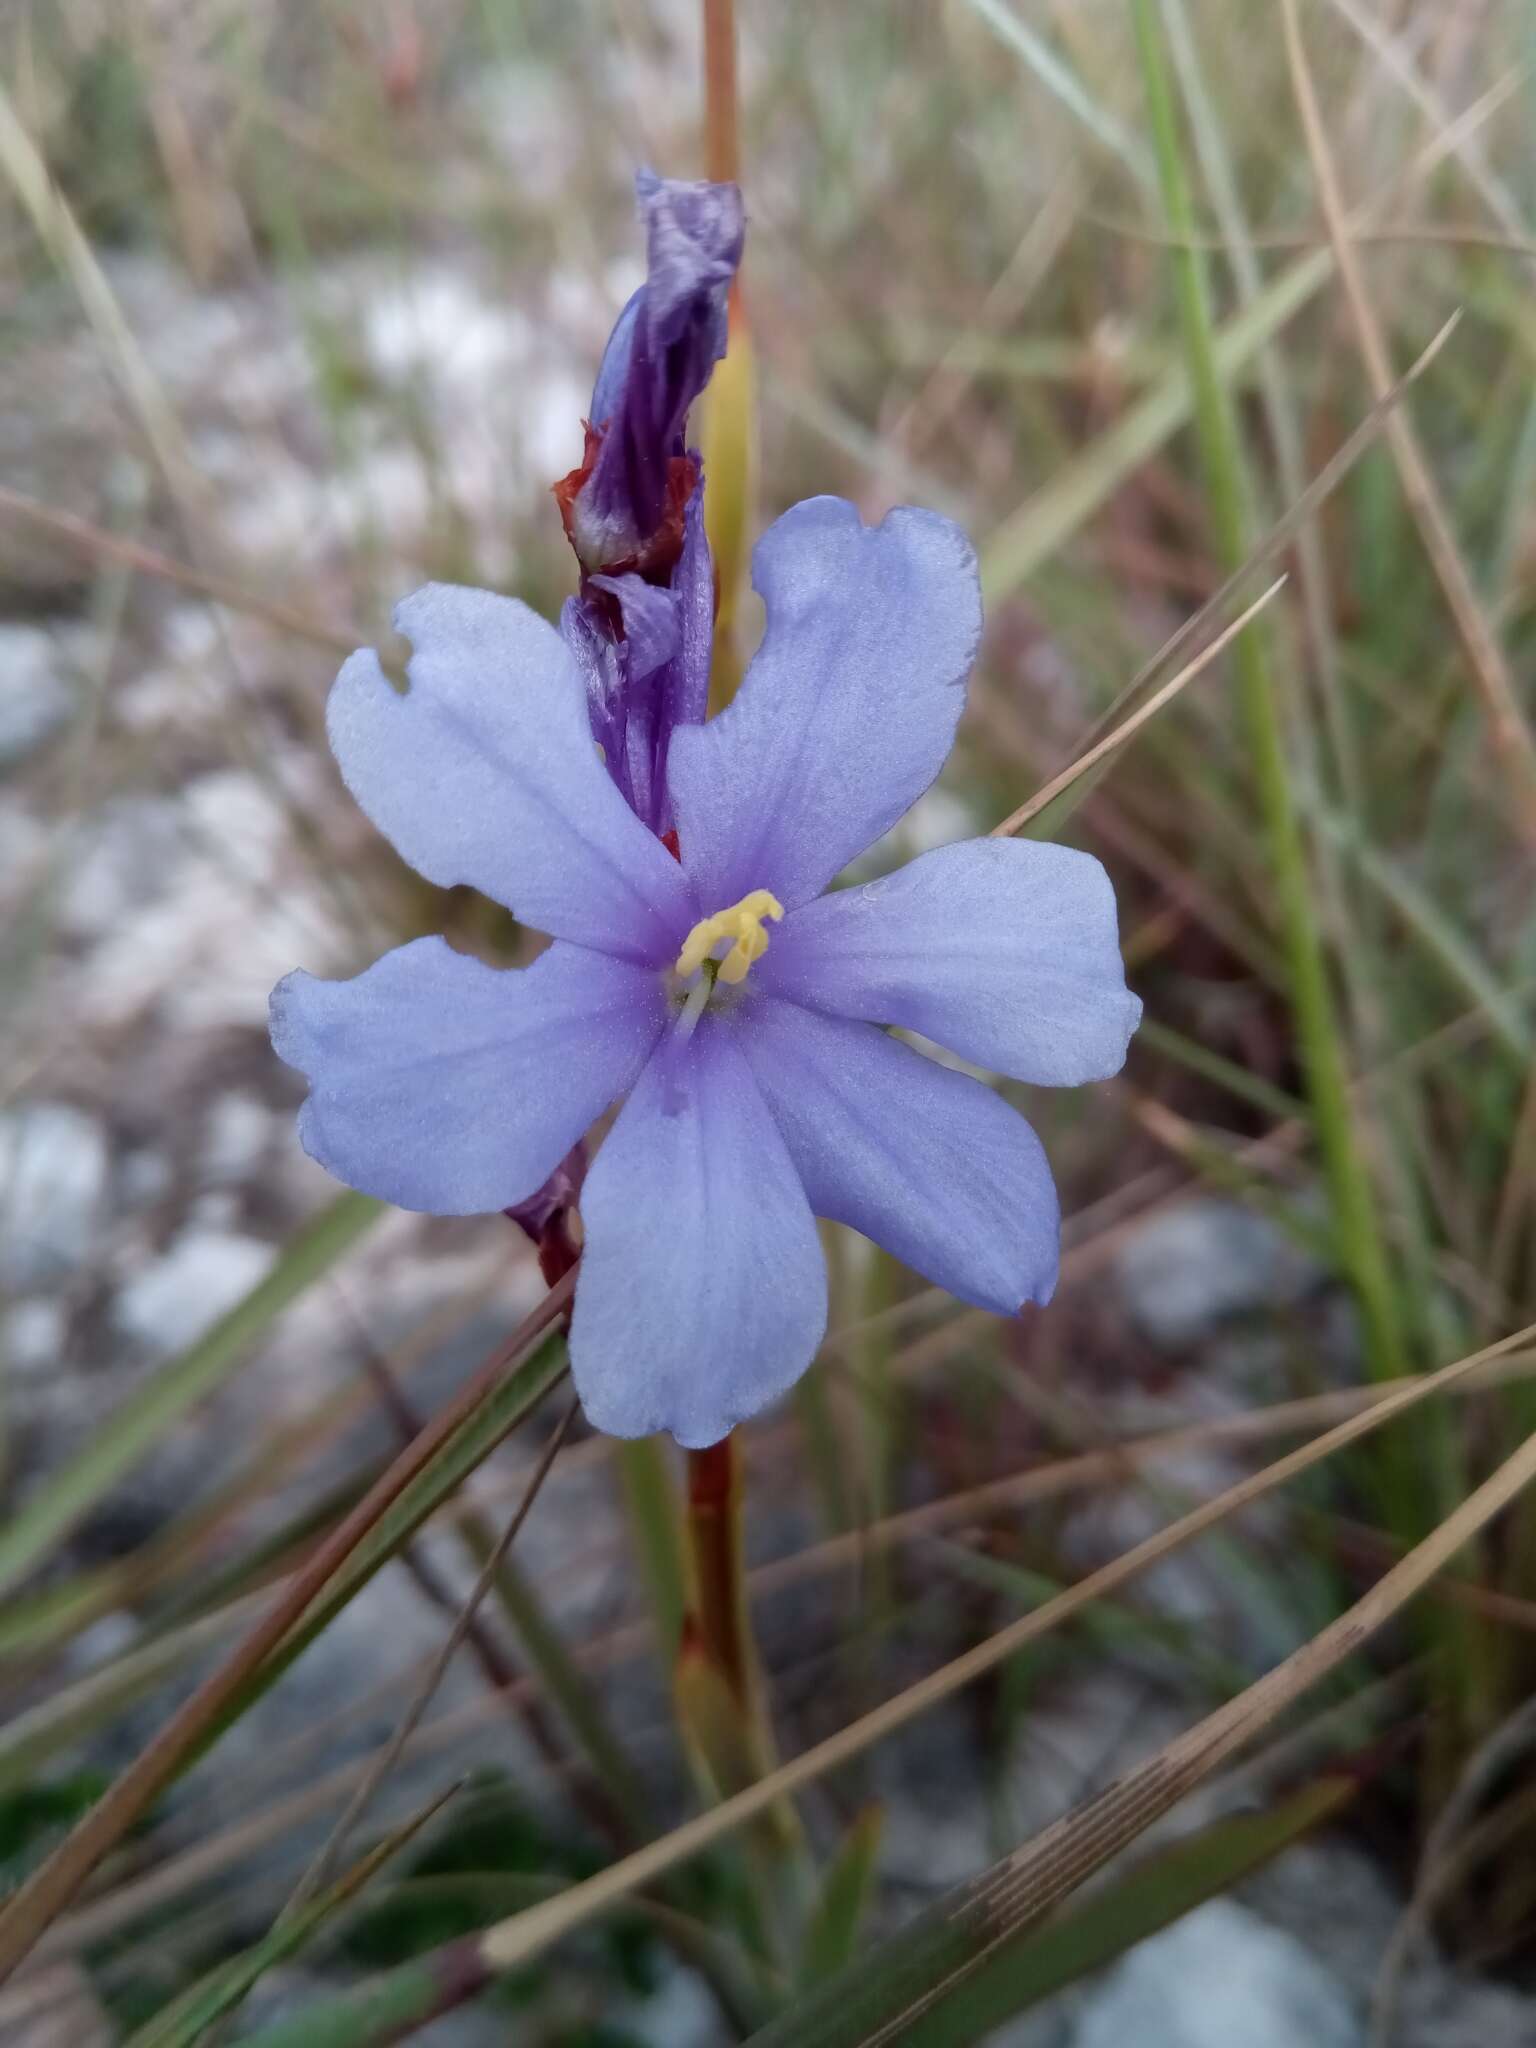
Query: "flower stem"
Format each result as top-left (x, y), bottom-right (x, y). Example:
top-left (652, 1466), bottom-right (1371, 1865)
top-left (701, 0), bottom-right (739, 184)
top-left (685, 1435), bottom-right (752, 1707)
top-left (681, 1434), bottom-right (807, 1948)
top-left (698, 0), bottom-right (755, 712)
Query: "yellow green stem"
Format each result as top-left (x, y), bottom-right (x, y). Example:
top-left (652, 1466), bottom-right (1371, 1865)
top-left (1130, 0), bottom-right (1405, 1392)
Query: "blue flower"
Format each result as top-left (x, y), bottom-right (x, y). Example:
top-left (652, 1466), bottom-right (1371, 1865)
top-left (271, 498), bottom-right (1141, 1447)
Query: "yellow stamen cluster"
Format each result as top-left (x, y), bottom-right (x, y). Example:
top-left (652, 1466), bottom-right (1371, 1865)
top-left (675, 888), bottom-right (784, 986)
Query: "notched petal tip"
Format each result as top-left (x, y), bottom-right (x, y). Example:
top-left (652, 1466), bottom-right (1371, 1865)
top-left (578, 1362), bottom-right (821, 1453)
top-left (388, 579), bottom-right (556, 661)
top-left (669, 495), bottom-right (986, 912)
top-left (320, 581), bottom-right (692, 958)
top-left (752, 496), bottom-right (982, 662)
top-left (1101, 987), bottom-right (1145, 1080)
top-left (268, 967), bottom-right (321, 1072)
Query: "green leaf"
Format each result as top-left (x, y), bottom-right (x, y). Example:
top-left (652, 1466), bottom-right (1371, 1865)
top-left (798, 1806), bottom-right (884, 1987)
top-left (123, 1797), bottom-right (450, 2048)
top-left (187, 1953), bottom-right (480, 2048)
top-left (0, 1192), bottom-right (384, 1599)
top-left (613, 1438), bottom-right (686, 1661)
top-left (930, 1543), bottom-right (1251, 1696)
top-left (745, 1779), bottom-right (1353, 2046)
top-left (0, 1601), bottom-right (255, 1797)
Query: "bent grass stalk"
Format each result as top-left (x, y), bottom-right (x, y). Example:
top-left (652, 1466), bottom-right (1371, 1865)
top-left (1279, 0), bottom-right (1536, 846)
top-left (28, 1346), bottom-right (1536, 1975)
top-left (0, 1271), bottom-right (577, 1982)
top-left (284, 1399), bottom-right (582, 1917)
top-left (755, 1424), bottom-right (1536, 2048)
top-left (990, 575), bottom-right (1286, 837)
top-left (0, 1191), bottom-right (385, 1601)
top-left (220, 1320), bottom-right (1536, 2044)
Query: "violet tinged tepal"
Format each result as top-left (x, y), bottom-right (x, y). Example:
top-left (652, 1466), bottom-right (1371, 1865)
top-left (558, 169), bottom-right (744, 581)
top-left (270, 495), bottom-right (1142, 1448)
top-left (553, 171), bottom-right (742, 839)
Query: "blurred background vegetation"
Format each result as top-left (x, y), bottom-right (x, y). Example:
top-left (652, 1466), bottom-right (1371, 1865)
top-left (3, 1), bottom-right (1536, 2042)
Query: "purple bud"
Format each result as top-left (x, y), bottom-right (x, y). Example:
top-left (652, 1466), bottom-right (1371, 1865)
top-left (556, 170), bottom-right (744, 579)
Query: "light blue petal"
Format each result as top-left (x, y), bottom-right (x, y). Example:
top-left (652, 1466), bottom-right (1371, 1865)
top-left (270, 937), bottom-right (666, 1215)
top-left (570, 1020), bottom-right (827, 1446)
top-left (739, 998), bottom-right (1060, 1312)
top-left (757, 837), bottom-right (1142, 1084)
top-left (327, 584), bottom-right (695, 962)
top-left (667, 498), bottom-right (982, 911)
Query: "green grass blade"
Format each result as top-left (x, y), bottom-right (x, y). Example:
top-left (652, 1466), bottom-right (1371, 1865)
top-left (858, 1782), bottom-right (1352, 2047)
top-left (1129, 0), bottom-right (1405, 1390)
top-left (198, 1333), bottom-right (570, 1761)
top-left (613, 1437), bottom-right (687, 1661)
top-left (1134, 1018), bottom-right (1307, 1124)
top-left (0, 1599), bottom-right (258, 1797)
top-left (1312, 804), bottom-right (1532, 1059)
top-left (798, 1805), bottom-right (884, 1988)
top-left (957, 0), bottom-right (1155, 185)
top-left (203, 1954), bottom-right (479, 2048)
top-left (123, 1797), bottom-right (451, 2048)
top-left (979, 247), bottom-right (1332, 601)
top-left (0, 1193), bottom-right (384, 1598)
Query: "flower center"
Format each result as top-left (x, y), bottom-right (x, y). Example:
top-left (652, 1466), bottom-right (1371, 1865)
top-left (675, 888), bottom-right (785, 988)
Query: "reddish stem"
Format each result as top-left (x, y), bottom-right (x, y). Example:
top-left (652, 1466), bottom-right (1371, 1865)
top-left (686, 1434), bottom-right (748, 1705)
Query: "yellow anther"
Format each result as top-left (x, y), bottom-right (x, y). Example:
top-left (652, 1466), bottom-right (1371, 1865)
top-left (675, 888), bottom-right (784, 987)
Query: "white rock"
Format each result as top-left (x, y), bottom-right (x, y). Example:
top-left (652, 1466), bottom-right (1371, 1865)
top-left (74, 769), bottom-right (332, 1032)
top-left (0, 623), bottom-right (74, 767)
top-left (58, 797), bottom-right (184, 945)
top-left (0, 801), bottom-right (46, 888)
top-left (190, 1190), bottom-right (242, 1231)
top-left (199, 1092), bottom-right (273, 1186)
top-left (1115, 1198), bottom-right (1321, 1350)
top-left (364, 266), bottom-right (527, 388)
top-left (65, 1610), bottom-right (140, 1675)
top-left (1244, 1841), bottom-right (1536, 2048)
top-left (473, 61), bottom-right (581, 203)
top-left (3, 1298), bottom-right (67, 1377)
top-left (1073, 1898), bottom-right (1360, 2048)
top-left (612, 1958), bottom-right (722, 2048)
top-left (163, 606), bottom-right (223, 664)
top-left (0, 1102), bottom-right (110, 1291)
top-left (119, 1149), bottom-right (173, 1208)
top-left (113, 1227), bottom-right (270, 1355)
